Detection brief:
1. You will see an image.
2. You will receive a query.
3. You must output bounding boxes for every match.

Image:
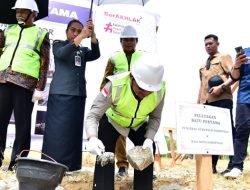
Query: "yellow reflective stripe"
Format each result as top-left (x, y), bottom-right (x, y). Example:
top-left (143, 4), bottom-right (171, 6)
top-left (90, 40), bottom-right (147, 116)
top-left (34, 28), bottom-right (43, 51)
top-left (156, 90), bottom-right (162, 105)
top-left (111, 52), bottom-right (116, 67)
top-left (113, 85), bottom-right (123, 105)
top-left (5, 43), bottom-right (34, 50)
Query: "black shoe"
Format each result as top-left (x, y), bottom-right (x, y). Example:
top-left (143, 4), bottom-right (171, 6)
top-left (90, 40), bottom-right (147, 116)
top-left (220, 168), bottom-right (232, 176)
top-left (8, 160), bottom-right (16, 171)
top-left (116, 167), bottom-right (128, 180)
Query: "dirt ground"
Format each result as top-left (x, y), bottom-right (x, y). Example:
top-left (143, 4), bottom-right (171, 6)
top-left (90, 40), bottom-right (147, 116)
top-left (1, 149), bottom-right (250, 190)
top-left (60, 154), bottom-right (250, 190)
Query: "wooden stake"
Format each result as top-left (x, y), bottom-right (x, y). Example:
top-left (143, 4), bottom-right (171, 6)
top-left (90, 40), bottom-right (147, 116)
top-left (196, 155), bottom-right (213, 190)
top-left (154, 143), bottom-right (162, 171)
top-left (169, 129), bottom-right (176, 167)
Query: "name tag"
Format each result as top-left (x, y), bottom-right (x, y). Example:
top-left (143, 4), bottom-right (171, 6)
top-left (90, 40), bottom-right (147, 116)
top-left (75, 55), bottom-right (81, 67)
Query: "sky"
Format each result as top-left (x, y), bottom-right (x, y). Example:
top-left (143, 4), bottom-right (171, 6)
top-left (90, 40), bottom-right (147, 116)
top-left (148, 0), bottom-right (250, 127)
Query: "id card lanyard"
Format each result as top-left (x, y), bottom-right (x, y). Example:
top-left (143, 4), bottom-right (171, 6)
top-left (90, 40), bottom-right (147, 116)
top-left (75, 51), bottom-right (81, 67)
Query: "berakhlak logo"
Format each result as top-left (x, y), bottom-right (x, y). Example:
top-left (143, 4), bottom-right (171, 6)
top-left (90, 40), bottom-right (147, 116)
top-left (104, 22), bottom-right (112, 33)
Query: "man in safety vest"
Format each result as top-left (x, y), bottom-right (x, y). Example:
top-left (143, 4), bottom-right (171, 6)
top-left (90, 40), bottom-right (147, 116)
top-left (86, 53), bottom-right (165, 190)
top-left (0, 0), bottom-right (50, 170)
top-left (100, 25), bottom-right (144, 179)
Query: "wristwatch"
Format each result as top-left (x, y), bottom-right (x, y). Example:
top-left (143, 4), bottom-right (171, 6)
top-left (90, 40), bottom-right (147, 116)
top-left (233, 66), bottom-right (241, 70)
top-left (221, 84), bottom-right (228, 92)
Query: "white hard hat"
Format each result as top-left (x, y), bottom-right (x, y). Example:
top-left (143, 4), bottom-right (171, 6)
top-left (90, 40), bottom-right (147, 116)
top-left (132, 54), bottom-right (164, 91)
top-left (12, 0), bottom-right (39, 12)
top-left (120, 25), bottom-right (138, 38)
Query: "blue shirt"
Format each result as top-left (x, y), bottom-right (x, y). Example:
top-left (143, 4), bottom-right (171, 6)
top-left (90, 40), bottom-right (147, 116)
top-left (237, 64), bottom-right (250, 104)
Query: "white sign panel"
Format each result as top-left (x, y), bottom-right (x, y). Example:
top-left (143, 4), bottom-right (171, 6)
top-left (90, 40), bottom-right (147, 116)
top-left (93, 4), bottom-right (159, 55)
top-left (176, 102), bottom-right (234, 155)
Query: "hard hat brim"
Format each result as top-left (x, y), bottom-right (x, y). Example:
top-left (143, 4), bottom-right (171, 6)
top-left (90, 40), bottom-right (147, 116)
top-left (120, 36), bottom-right (138, 38)
top-left (135, 77), bottom-right (162, 92)
top-left (12, 6), bottom-right (39, 12)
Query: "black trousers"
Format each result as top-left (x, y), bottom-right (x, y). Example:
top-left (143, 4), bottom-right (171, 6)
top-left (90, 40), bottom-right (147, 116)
top-left (93, 115), bottom-right (155, 190)
top-left (206, 99), bottom-right (235, 169)
top-left (0, 82), bottom-right (34, 161)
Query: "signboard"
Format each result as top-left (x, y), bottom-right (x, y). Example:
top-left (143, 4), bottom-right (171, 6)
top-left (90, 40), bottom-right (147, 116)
top-left (176, 102), bottom-right (234, 155)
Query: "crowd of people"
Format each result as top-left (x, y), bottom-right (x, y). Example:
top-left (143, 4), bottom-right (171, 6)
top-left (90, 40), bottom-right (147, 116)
top-left (197, 34), bottom-right (250, 178)
top-left (0, 0), bottom-right (250, 189)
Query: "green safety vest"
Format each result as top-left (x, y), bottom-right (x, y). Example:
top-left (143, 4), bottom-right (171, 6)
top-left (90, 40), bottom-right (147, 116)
top-left (0, 24), bottom-right (47, 78)
top-left (111, 50), bottom-right (144, 73)
top-left (106, 72), bottom-right (165, 128)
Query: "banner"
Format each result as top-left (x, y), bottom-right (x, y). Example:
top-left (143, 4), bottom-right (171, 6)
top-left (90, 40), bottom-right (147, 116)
top-left (93, 4), bottom-right (159, 55)
top-left (44, 1), bottom-right (90, 24)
